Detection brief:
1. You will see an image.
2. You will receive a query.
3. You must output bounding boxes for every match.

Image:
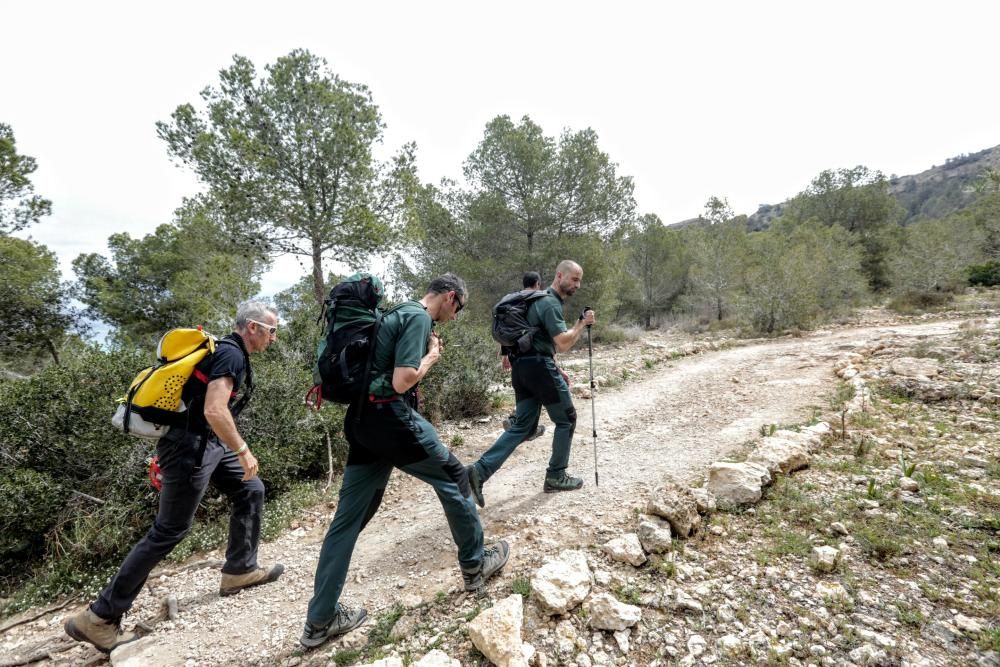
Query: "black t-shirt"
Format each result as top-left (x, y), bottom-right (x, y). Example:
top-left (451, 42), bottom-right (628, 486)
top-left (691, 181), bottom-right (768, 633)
top-left (181, 333), bottom-right (252, 429)
top-left (201, 336), bottom-right (249, 393)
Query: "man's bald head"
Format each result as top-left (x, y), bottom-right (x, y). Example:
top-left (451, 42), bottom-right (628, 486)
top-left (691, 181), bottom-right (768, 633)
top-left (555, 259), bottom-right (581, 276)
top-left (552, 260), bottom-right (583, 299)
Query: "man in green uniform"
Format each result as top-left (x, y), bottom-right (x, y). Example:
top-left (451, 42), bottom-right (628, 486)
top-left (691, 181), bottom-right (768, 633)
top-left (300, 274), bottom-right (509, 649)
top-left (468, 260), bottom-right (595, 507)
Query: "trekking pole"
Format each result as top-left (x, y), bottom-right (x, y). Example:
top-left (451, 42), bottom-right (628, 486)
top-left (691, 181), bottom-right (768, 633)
top-left (585, 313), bottom-right (598, 487)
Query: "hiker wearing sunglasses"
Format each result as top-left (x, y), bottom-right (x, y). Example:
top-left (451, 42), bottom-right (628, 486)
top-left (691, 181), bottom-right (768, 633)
top-left (300, 273), bottom-right (509, 649)
top-left (469, 260), bottom-right (595, 507)
top-left (65, 302), bottom-right (284, 654)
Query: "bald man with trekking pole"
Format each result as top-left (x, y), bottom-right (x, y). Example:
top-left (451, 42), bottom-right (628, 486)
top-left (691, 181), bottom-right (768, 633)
top-left (468, 260), bottom-right (595, 507)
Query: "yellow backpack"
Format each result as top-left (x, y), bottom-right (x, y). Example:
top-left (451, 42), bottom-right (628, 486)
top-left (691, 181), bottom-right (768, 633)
top-left (112, 328), bottom-right (217, 439)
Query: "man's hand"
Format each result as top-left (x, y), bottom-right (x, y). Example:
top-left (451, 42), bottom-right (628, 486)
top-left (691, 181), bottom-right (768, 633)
top-left (426, 333), bottom-right (442, 366)
top-left (393, 333), bottom-right (442, 394)
top-left (559, 367), bottom-right (571, 385)
top-left (238, 450), bottom-right (259, 481)
top-left (502, 355), bottom-right (512, 372)
top-left (581, 309), bottom-right (596, 327)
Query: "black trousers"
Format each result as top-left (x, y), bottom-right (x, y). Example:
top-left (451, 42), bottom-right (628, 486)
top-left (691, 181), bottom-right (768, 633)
top-left (91, 429), bottom-right (265, 620)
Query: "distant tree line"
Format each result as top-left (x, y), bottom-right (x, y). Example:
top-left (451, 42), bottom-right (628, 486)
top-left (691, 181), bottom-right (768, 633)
top-left (3, 49), bottom-right (998, 366)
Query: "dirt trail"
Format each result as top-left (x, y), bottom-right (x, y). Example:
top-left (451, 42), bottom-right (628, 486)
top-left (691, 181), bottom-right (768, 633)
top-left (4, 318), bottom-right (972, 666)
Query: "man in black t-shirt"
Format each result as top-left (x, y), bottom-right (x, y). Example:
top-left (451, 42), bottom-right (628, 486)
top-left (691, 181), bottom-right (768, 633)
top-left (65, 302), bottom-right (284, 654)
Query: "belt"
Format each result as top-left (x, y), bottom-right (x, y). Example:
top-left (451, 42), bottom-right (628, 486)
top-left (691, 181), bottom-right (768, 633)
top-left (510, 353), bottom-right (552, 362)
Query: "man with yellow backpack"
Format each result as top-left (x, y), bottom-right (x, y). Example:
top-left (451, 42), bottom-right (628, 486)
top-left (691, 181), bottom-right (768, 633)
top-left (64, 301), bottom-right (285, 654)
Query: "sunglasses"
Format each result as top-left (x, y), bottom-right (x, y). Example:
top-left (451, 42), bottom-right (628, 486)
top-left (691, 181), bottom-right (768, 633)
top-left (249, 319), bottom-right (278, 335)
top-left (453, 293), bottom-right (465, 314)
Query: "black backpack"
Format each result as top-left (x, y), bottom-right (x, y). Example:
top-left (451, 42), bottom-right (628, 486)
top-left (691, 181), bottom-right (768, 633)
top-left (491, 289), bottom-right (550, 354)
top-left (311, 272), bottom-right (385, 406)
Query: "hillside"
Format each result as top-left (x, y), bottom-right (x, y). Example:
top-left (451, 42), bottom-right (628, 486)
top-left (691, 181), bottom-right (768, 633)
top-left (723, 144), bottom-right (1000, 231)
top-left (889, 144), bottom-right (1000, 223)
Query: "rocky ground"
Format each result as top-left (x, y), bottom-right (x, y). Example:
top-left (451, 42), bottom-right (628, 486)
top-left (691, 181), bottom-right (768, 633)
top-left (1, 299), bottom-right (998, 667)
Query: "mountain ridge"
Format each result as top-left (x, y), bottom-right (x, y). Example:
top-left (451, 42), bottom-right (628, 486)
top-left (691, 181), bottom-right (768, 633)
top-left (669, 143), bottom-right (1000, 230)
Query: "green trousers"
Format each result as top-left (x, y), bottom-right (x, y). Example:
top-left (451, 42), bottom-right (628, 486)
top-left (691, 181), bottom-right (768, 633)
top-left (306, 398), bottom-right (483, 627)
top-left (474, 354), bottom-right (577, 482)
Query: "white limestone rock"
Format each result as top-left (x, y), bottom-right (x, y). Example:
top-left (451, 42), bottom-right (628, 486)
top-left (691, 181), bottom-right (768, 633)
top-left (531, 550), bottom-right (592, 615)
top-left (467, 594), bottom-right (528, 667)
top-left (585, 592), bottom-right (642, 631)
top-left (602, 533), bottom-right (647, 567)
top-left (636, 514), bottom-right (673, 554)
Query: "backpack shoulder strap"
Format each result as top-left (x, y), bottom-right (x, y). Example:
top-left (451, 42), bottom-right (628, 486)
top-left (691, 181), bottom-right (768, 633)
top-left (216, 335), bottom-right (254, 413)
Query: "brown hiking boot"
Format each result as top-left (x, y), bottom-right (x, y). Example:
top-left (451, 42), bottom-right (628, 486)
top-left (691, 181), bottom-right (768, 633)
top-left (219, 563), bottom-right (285, 596)
top-left (64, 608), bottom-right (139, 654)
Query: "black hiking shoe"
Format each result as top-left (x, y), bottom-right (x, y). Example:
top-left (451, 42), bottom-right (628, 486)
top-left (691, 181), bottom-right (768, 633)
top-left (300, 605), bottom-right (368, 648)
top-left (543, 473), bottom-right (584, 493)
top-left (467, 465), bottom-right (485, 508)
top-left (502, 416), bottom-right (546, 441)
top-left (462, 540), bottom-right (510, 592)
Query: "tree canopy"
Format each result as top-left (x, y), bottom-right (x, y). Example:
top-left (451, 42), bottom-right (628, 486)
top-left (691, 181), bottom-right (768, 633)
top-left (620, 214), bottom-right (690, 327)
top-left (462, 115), bottom-right (635, 256)
top-left (399, 115), bottom-right (636, 320)
top-left (784, 167), bottom-right (903, 290)
top-left (157, 49), bottom-right (417, 305)
top-left (0, 123), bottom-right (52, 234)
top-left (684, 198), bottom-right (750, 322)
top-left (0, 236), bottom-right (77, 365)
top-left (73, 199), bottom-right (266, 345)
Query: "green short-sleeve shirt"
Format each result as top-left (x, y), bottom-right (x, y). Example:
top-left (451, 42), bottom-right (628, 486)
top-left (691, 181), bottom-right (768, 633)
top-left (526, 287), bottom-right (567, 356)
top-left (368, 300), bottom-right (432, 397)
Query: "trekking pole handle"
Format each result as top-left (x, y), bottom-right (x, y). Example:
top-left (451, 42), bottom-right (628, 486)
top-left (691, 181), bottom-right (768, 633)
top-left (580, 306), bottom-right (593, 325)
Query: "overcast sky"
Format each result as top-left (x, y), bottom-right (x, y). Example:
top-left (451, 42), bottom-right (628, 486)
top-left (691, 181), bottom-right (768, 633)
top-left (4, 0), bottom-right (998, 296)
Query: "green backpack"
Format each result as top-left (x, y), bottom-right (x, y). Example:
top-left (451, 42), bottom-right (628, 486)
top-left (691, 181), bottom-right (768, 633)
top-left (307, 272), bottom-right (385, 408)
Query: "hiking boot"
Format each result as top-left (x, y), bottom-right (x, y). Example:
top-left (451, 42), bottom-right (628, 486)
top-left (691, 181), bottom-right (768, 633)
top-left (462, 540), bottom-right (511, 591)
top-left (502, 417), bottom-right (546, 441)
top-left (467, 465), bottom-right (485, 508)
top-left (300, 605), bottom-right (368, 648)
top-left (526, 423), bottom-right (546, 441)
top-left (543, 473), bottom-right (584, 493)
top-left (64, 608), bottom-right (140, 654)
top-left (219, 563), bottom-right (285, 596)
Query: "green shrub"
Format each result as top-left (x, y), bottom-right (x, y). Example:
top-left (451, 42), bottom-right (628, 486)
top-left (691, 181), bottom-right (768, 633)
top-left (592, 323), bottom-right (641, 344)
top-left (0, 340), bottom-right (345, 606)
top-left (511, 576), bottom-right (531, 596)
top-left (419, 319), bottom-right (505, 421)
top-left (968, 261), bottom-right (1000, 287)
top-left (855, 523), bottom-right (902, 561)
top-left (0, 469), bottom-right (65, 565)
top-left (887, 290), bottom-right (953, 313)
top-left (239, 351), bottom-right (345, 496)
top-left (0, 344), bottom-right (154, 579)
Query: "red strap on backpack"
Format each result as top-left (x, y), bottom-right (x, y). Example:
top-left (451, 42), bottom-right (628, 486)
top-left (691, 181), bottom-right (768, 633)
top-left (148, 456), bottom-right (163, 491)
top-left (305, 384), bottom-right (323, 411)
top-left (194, 368), bottom-right (237, 397)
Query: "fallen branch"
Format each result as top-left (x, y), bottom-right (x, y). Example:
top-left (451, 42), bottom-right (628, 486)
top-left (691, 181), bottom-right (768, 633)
top-left (0, 599), bottom-right (75, 635)
top-left (324, 431), bottom-right (334, 492)
top-left (69, 490), bottom-right (106, 505)
top-left (149, 559), bottom-right (223, 579)
top-left (0, 635), bottom-right (75, 667)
